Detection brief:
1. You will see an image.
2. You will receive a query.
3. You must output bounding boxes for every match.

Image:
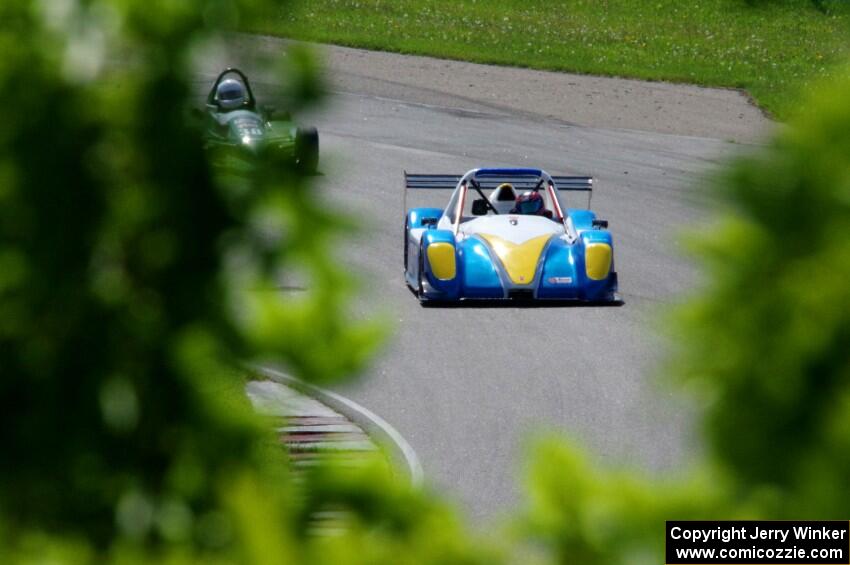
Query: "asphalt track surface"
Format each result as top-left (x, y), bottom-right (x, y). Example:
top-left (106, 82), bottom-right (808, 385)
top-left (200, 37), bottom-right (770, 523)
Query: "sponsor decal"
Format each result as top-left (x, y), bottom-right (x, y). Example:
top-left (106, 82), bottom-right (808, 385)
top-left (548, 277), bottom-right (573, 284)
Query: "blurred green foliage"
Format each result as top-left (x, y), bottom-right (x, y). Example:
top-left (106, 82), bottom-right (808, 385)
top-left (520, 440), bottom-right (729, 565)
top-left (517, 69), bottom-right (850, 564)
top-left (0, 1), bottom-right (485, 563)
top-left (670, 69), bottom-right (850, 518)
top-left (3, 0), bottom-right (850, 563)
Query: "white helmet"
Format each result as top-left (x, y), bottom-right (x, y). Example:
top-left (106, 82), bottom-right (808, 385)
top-left (216, 79), bottom-right (247, 110)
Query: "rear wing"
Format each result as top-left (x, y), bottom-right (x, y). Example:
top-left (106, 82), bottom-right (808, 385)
top-left (404, 171), bottom-right (594, 208)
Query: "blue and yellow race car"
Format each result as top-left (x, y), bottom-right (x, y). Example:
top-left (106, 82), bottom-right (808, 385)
top-left (403, 168), bottom-right (619, 302)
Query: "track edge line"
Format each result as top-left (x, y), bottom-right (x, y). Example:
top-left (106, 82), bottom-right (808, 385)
top-left (252, 365), bottom-right (424, 488)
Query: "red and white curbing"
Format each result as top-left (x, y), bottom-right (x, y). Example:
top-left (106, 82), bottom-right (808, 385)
top-left (247, 366), bottom-right (424, 488)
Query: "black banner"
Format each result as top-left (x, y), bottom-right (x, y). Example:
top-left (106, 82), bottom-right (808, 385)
top-left (666, 521), bottom-right (849, 564)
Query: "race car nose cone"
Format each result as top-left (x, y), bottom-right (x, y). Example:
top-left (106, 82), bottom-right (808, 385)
top-left (240, 135), bottom-right (263, 154)
top-left (478, 233), bottom-right (552, 285)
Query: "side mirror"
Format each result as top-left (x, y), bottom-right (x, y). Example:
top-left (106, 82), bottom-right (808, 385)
top-left (472, 198), bottom-right (489, 216)
top-left (592, 219), bottom-right (609, 229)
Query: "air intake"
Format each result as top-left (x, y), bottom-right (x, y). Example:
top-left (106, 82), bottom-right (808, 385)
top-left (508, 290), bottom-right (534, 301)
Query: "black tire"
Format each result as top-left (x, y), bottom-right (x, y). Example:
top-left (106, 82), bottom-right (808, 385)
top-left (403, 219), bottom-right (409, 272)
top-left (417, 245), bottom-right (426, 298)
top-left (295, 126), bottom-right (319, 173)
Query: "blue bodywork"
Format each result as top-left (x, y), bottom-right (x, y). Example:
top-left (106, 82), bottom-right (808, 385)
top-left (536, 226), bottom-right (616, 301)
top-left (458, 238), bottom-right (504, 299)
top-left (476, 167), bottom-right (543, 176)
top-left (407, 208), bottom-right (443, 229)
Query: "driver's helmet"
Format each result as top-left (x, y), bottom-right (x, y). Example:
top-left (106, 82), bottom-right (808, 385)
top-left (511, 191), bottom-right (545, 215)
top-left (216, 79), bottom-right (247, 110)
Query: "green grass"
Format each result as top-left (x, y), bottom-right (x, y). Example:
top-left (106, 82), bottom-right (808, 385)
top-left (248, 0), bottom-right (850, 119)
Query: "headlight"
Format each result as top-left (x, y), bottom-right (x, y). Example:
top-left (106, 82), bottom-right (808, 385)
top-left (585, 243), bottom-right (612, 280)
top-left (426, 243), bottom-right (456, 280)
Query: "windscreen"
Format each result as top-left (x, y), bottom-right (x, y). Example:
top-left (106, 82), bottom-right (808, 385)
top-left (461, 182), bottom-right (561, 220)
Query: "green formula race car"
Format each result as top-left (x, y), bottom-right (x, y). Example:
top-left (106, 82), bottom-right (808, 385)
top-left (201, 68), bottom-right (319, 172)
